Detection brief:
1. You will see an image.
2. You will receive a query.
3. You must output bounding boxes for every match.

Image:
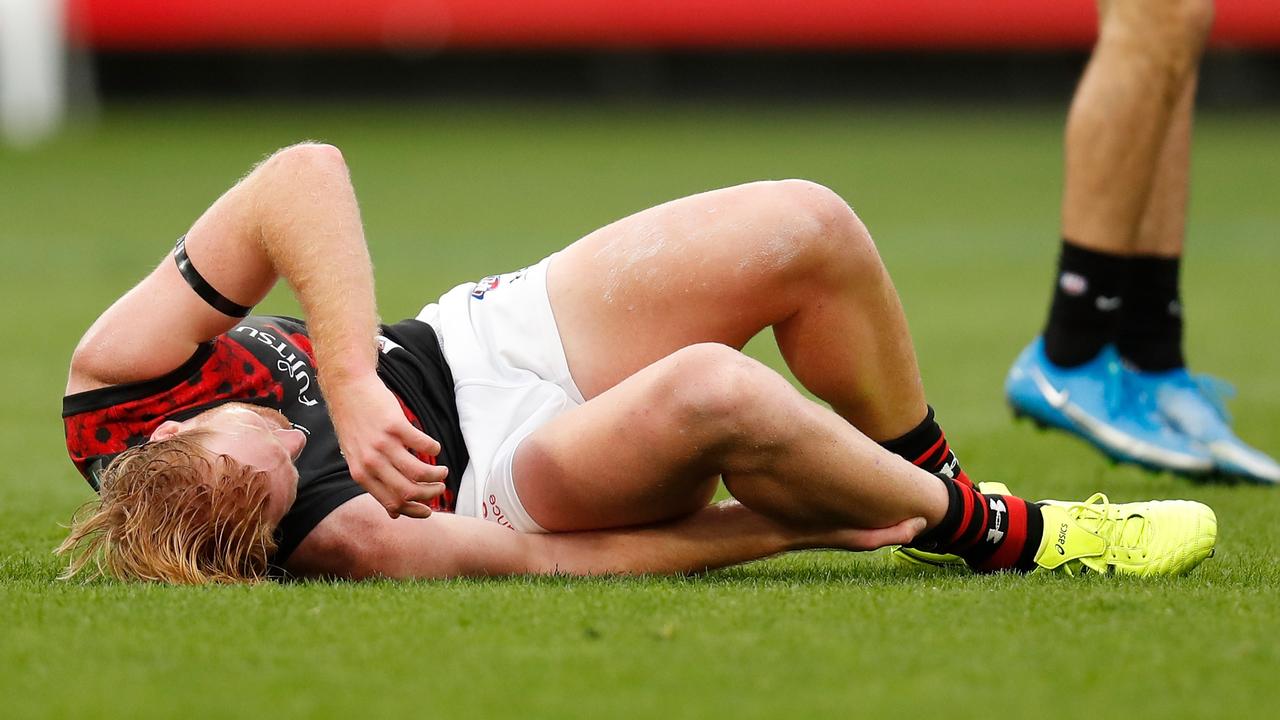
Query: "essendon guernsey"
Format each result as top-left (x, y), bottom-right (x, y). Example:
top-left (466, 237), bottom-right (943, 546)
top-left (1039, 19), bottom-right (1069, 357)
top-left (63, 316), bottom-right (468, 565)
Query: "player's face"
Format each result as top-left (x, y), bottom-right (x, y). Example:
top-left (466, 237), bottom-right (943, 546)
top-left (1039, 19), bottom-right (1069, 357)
top-left (187, 404), bottom-right (306, 525)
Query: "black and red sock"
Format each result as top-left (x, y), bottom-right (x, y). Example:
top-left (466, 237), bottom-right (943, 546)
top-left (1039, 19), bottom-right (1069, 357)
top-left (880, 406), bottom-right (972, 487)
top-left (908, 476), bottom-right (1044, 573)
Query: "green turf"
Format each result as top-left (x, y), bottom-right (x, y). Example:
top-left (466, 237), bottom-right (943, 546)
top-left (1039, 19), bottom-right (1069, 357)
top-left (1, 101), bottom-right (1277, 719)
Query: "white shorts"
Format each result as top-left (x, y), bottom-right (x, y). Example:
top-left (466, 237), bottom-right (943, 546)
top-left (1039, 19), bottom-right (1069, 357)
top-left (416, 253), bottom-right (585, 533)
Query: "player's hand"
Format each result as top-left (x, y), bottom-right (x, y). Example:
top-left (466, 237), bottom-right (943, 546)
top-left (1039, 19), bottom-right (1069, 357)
top-left (325, 372), bottom-right (449, 519)
top-left (825, 516), bottom-right (928, 552)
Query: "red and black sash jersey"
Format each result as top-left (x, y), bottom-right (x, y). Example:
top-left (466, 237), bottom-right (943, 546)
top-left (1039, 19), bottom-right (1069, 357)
top-left (62, 315), bottom-right (469, 566)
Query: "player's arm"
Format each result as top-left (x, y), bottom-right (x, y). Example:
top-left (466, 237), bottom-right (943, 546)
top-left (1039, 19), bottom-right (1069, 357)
top-left (68, 143), bottom-right (445, 516)
top-left (289, 495), bottom-right (925, 579)
top-left (69, 143), bottom-right (384, 390)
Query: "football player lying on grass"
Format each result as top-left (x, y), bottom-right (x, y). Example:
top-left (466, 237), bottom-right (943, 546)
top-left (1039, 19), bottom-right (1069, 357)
top-left (59, 143), bottom-right (1218, 583)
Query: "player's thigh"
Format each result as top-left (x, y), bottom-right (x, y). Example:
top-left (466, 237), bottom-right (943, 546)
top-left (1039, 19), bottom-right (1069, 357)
top-left (511, 344), bottom-right (754, 532)
top-left (548, 179), bottom-right (854, 399)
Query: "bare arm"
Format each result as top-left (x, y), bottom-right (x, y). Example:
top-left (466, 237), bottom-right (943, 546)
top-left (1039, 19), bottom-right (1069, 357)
top-left (68, 143), bottom-right (445, 516)
top-left (288, 494), bottom-right (926, 579)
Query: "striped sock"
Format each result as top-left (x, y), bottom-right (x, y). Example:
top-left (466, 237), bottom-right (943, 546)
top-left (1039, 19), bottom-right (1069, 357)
top-left (880, 406), bottom-right (973, 487)
top-left (909, 475), bottom-right (1044, 573)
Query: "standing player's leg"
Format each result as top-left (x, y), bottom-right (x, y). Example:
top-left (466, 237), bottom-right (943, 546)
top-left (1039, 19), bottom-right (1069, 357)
top-left (1117, 70), bottom-right (1280, 482)
top-left (1006, 0), bottom-right (1217, 474)
top-left (1117, 71), bottom-right (1196, 369)
top-left (1059, 0), bottom-right (1209, 257)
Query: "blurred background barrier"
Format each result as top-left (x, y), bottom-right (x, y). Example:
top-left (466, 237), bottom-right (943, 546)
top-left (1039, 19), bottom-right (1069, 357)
top-left (3, 1), bottom-right (1279, 146)
top-left (0, 0), bottom-right (66, 146)
top-left (60, 0), bottom-right (1280, 50)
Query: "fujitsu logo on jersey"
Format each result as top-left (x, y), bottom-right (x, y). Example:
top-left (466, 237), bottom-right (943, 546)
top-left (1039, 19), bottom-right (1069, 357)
top-left (232, 325), bottom-right (320, 406)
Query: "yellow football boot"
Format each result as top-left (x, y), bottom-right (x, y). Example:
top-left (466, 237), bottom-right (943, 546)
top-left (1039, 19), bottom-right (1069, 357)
top-left (889, 482), bottom-right (1011, 570)
top-left (1033, 493), bottom-right (1217, 576)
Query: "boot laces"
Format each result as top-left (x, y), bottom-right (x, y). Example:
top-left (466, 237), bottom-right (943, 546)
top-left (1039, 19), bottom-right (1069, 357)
top-left (1065, 493), bottom-right (1149, 564)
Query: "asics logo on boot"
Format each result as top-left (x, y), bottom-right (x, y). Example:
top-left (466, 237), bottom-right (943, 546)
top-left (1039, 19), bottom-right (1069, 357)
top-left (1056, 523), bottom-right (1069, 555)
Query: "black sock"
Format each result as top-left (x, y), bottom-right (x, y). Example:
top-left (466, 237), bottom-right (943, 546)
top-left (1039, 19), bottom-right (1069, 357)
top-left (879, 406), bottom-right (972, 487)
top-left (1043, 240), bottom-right (1127, 367)
top-left (908, 476), bottom-right (1043, 573)
top-left (1117, 255), bottom-right (1185, 372)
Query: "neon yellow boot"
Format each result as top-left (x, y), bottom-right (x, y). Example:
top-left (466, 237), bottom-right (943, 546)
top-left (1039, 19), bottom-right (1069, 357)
top-left (1033, 493), bottom-right (1217, 576)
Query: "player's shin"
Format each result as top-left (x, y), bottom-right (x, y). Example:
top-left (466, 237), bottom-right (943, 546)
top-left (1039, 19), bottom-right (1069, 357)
top-left (879, 406), bottom-right (973, 487)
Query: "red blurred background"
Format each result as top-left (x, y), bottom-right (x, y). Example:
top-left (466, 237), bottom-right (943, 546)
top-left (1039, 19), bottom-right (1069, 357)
top-left (67, 0), bottom-right (1280, 51)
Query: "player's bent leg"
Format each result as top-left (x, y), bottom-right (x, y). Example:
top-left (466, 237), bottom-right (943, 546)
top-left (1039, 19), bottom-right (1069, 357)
top-left (512, 342), bottom-right (947, 534)
top-left (548, 179), bottom-right (926, 441)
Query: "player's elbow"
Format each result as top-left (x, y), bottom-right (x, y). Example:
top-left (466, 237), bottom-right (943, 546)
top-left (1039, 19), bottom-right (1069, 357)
top-left (290, 505), bottom-right (396, 580)
top-left (261, 142), bottom-right (348, 180)
top-left (68, 327), bottom-right (116, 387)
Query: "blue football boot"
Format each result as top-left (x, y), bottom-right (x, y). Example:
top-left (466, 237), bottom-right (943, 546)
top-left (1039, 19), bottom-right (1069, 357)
top-left (1006, 338), bottom-right (1212, 474)
top-left (1123, 367), bottom-right (1280, 484)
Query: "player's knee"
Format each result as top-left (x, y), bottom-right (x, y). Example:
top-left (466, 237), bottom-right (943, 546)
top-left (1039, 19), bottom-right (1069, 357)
top-left (1122, 0), bottom-right (1214, 54)
top-left (1169, 0), bottom-right (1215, 42)
top-left (772, 179), bottom-right (860, 240)
top-left (659, 344), bottom-right (782, 444)
top-left (763, 179), bottom-right (874, 274)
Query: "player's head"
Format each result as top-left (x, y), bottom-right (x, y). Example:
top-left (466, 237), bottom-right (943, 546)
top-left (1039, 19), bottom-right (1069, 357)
top-left (57, 403), bottom-right (305, 584)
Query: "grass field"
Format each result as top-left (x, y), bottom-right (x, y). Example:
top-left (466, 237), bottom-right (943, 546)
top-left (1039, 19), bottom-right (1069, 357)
top-left (2, 101), bottom-right (1278, 719)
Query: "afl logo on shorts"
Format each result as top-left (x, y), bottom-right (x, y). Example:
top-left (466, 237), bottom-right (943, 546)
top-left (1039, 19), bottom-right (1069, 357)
top-left (471, 276), bottom-right (501, 300)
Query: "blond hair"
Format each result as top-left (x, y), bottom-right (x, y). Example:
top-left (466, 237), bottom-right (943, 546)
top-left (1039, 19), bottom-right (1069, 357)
top-left (56, 431), bottom-right (278, 584)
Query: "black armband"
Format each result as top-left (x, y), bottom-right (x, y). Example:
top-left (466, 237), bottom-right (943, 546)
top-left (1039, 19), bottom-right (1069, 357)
top-left (173, 235), bottom-right (253, 318)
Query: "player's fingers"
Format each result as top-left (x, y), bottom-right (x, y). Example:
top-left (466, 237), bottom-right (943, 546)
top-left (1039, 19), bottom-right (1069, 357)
top-left (388, 479), bottom-right (443, 519)
top-left (361, 455), bottom-right (423, 518)
top-left (363, 479), bottom-right (403, 519)
top-left (389, 446), bottom-right (448, 485)
top-left (376, 458), bottom-right (446, 515)
top-left (395, 423), bottom-right (442, 458)
top-left (344, 455), bottom-right (401, 518)
top-left (404, 482), bottom-right (448, 514)
top-left (844, 517), bottom-right (927, 551)
top-left (396, 501), bottom-right (434, 520)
